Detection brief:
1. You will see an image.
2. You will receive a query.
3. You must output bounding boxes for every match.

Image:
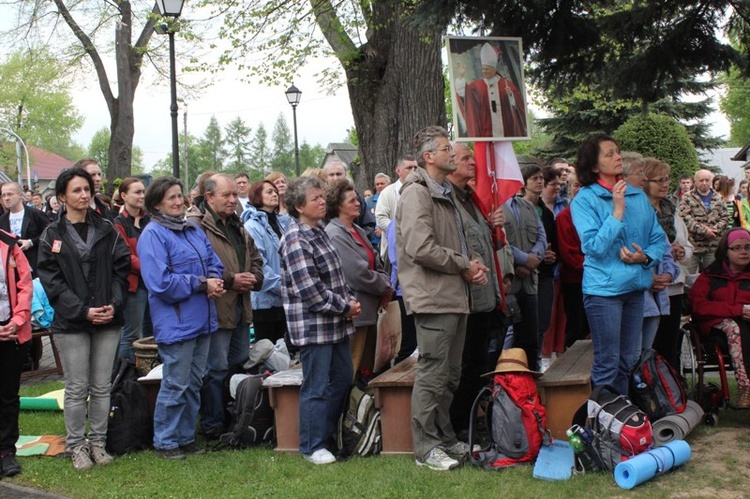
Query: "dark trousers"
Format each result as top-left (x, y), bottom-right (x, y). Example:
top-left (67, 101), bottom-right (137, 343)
top-left (449, 310), bottom-right (503, 434)
top-left (513, 290), bottom-right (539, 371)
top-left (0, 341), bottom-right (25, 454)
top-left (562, 282), bottom-right (590, 348)
top-left (252, 307), bottom-right (288, 345)
top-left (653, 294), bottom-right (683, 370)
top-left (394, 296), bottom-right (417, 365)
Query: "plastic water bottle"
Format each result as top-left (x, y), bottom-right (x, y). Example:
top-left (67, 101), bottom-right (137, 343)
top-left (633, 374), bottom-right (647, 390)
top-left (566, 427), bottom-right (586, 453)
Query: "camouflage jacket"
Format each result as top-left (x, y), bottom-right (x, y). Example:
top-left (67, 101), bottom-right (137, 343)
top-left (678, 190), bottom-right (730, 254)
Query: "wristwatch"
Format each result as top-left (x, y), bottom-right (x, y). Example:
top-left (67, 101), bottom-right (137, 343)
top-left (643, 255), bottom-right (653, 266)
top-left (198, 276), bottom-right (208, 291)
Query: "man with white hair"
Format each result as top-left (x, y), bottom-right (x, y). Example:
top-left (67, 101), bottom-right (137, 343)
top-left (375, 156), bottom-right (418, 256)
top-left (464, 42), bottom-right (527, 138)
top-left (679, 168), bottom-right (730, 273)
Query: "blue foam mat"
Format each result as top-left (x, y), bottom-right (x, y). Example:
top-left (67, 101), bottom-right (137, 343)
top-left (533, 440), bottom-right (575, 481)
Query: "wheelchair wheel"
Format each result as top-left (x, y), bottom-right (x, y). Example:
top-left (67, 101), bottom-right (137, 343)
top-left (680, 327), bottom-right (697, 398)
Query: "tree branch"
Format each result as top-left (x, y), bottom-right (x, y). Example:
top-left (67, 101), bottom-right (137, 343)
top-left (309, 0), bottom-right (358, 64)
top-left (51, 0), bottom-right (115, 115)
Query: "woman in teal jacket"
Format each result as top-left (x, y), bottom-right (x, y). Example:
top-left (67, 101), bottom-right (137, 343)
top-left (571, 135), bottom-right (667, 394)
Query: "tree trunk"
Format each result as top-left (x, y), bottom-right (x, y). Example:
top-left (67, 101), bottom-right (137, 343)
top-left (342, 2), bottom-right (446, 191)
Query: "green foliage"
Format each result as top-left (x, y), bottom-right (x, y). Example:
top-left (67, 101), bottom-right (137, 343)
top-left (0, 49), bottom-right (83, 157)
top-left (195, 116), bottom-right (227, 172)
top-left (614, 113), bottom-right (701, 188)
top-left (87, 127), bottom-right (144, 176)
top-left (720, 68), bottom-right (750, 147)
top-left (249, 123), bottom-right (270, 180)
top-left (270, 113), bottom-right (294, 177)
top-left (512, 112), bottom-right (553, 157)
top-left (224, 117), bottom-right (253, 173)
top-left (299, 141), bottom-right (325, 170)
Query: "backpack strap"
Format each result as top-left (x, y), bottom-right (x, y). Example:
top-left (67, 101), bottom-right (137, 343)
top-left (468, 385), bottom-right (493, 467)
top-left (533, 409), bottom-right (552, 446)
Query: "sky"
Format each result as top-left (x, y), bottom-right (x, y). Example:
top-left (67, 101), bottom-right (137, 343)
top-left (0, 4), bottom-right (733, 172)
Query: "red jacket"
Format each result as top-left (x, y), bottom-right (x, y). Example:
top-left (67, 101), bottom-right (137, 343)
top-left (689, 261), bottom-right (750, 335)
top-left (555, 207), bottom-right (584, 284)
top-left (114, 208), bottom-right (149, 293)
top-left (0, 229), bottom-right (33, 344)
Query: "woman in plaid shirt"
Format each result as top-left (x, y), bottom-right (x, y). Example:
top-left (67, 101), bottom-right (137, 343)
top-left (279, 176), bottom-right (361, 465)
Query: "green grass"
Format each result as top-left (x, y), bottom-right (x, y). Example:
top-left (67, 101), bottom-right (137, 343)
top-left (7, 381), bottom-right (749, 498)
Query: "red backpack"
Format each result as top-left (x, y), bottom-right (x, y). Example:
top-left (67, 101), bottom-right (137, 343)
top-left (468, 372), bottom-right (551, 469)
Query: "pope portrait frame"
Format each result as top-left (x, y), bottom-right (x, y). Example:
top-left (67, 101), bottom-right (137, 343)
top-left (446, 36), bottom-right (530, 142)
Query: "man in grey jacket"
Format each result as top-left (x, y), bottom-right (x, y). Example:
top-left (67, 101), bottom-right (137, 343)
top-left (396, 126), bottom-right (488, 471)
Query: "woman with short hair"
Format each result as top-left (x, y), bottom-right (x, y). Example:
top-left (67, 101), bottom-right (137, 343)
top-left (37, 168), bottom-right (130, 470)
top-left (279, 176), bottom-right (361, 465)
top-left (571, 135), bottom-right (667, 394)
top-left (137, 176), bottom-right (225, 460)
top-left (324, 179), bottom-right (392, 376)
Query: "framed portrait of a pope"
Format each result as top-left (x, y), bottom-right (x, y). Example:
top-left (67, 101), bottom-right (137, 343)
top-left (446, 36), bottom-right (530, 142)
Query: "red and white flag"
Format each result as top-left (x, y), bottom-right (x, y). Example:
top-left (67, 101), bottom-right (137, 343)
top-left (473, 141), bottom-right (524, 216)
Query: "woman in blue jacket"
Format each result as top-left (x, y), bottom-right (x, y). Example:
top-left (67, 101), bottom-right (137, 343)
top-left (137, 176), bottom-right (225, 460)
top-left (243, 180), bottom-right (290, 344)
top-left (571, 135), bottom-right (667, 394)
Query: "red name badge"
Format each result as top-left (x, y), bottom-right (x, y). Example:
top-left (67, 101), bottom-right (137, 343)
top-left (52, 240), bottom-right (62, 253)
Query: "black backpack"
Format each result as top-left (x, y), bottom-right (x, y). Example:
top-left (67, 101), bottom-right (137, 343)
top-left (218, 374), bottom-right (274, 448)
top-left (337, 383), bottom-right (381, 458)
top-left (106, 359), bottom-right (153, 455)
top-left (629, 349), bottom-right (687, 421)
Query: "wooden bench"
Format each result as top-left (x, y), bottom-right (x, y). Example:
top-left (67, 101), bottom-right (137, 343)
top-left (263, 369), bottom-right (303, 453)
top-left (20, 329), bottom-right (64, 380)
top-left (536, 339), bottom-right (593, 441)
top-left (368, 356), bottom-right (417, 455)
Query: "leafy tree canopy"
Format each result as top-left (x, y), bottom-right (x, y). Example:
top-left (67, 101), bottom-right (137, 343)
top-left (614, 113), bottom-right (701, 187)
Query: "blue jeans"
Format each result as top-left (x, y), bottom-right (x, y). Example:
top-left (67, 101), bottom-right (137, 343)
top-left (199, 323), bottom-right (249, 432)
top-left (298, 338), bottom-right (352, 455)
top-left (118, 288), bottom-right (148, 362)
top-left (642, 316), bottom-right (660, 353)
top-left (56, 327), bottom-right (120, 449)
top-left (584, 291), bottom-right (645, 394)
top-left (154, 334), bottom-right (210, 451)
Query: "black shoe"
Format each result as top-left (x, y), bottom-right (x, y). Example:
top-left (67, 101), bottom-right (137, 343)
top-left (1, 453), bottom-right (22, 477)
top-left (200, 426), bottom-right (224, 441)
top-left (154, 448), bottom-right (186, 460)
top-left (179, 442), bottom-right (206, 455)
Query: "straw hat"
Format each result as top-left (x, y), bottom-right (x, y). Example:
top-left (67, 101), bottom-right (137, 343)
top-left (482, 348), bottom-right (542, 378)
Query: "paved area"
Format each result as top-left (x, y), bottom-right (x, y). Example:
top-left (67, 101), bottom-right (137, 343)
top-left (21, 335), bottom-right (64, 387)
top-left (0, 481), bottom-right (65, 499)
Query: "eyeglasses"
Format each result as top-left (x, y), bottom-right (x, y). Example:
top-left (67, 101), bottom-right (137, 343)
top-left (648, 178), bottom-right (671, 185)
top-left (728, 245), bottom-right (750, 252)
top-left (435, 145), bottom-right (453, 153)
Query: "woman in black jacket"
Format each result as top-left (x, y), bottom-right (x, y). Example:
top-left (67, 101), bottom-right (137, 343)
top-left (36, 168), bottom-right (130, 471)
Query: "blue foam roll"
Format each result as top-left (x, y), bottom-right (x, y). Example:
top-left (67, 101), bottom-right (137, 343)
top-left (614, 440), bottom-right (691, 490)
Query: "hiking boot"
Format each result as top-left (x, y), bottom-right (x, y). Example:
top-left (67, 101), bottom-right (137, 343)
top-left (89, 444), bottom-right (113, 466)
top-left (442, 440), bottom-right (480, 457)
top-left (155, 447), bottom-right (186, 460)
top-left (71, 446), bottom-right (94, 471)
top-left (303, 449), bottom-right (336, 465)
top-left (179, 442), bottom-right (206, 455)
top-left (415, 446), bottom-right (460, 471)
top-left (737, 387), bottom-right (750, 409)
top-left (1, 453), bottom-right (22, 477)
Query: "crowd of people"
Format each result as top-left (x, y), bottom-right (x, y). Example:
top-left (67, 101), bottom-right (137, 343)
top-left (2, 129), bottom-right (750, 477)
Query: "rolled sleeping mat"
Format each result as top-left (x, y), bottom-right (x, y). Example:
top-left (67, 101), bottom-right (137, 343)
top-left (652, 400), bottom-right (704, 445)
top-left (19, 389), bottom-right (65, 411)
top-left (614, 440), bottom-right (691, 490)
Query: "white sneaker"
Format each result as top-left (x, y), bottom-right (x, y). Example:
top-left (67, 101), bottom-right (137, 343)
top-left (303, 448), bottom-right (336, 465)
top-left (442, 440), bottom-right (480, 456)
top-left (540, 357), bottom-right (551, 373)
top-left (415, 446), bottom-right (460, 471)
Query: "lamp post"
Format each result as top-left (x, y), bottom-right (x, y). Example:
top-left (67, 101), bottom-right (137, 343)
top-left (0, 127), bottom-right (31, 190)
top-left (155, 0), bottom-right (185, 179)
top-left (285, 84), bottom-right (302, 177)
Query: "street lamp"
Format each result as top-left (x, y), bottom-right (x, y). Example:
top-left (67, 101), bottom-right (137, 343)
top-left (155, 0), bottom-right (185, 179)
top-left (285, 84), bottom-right (302, 177)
